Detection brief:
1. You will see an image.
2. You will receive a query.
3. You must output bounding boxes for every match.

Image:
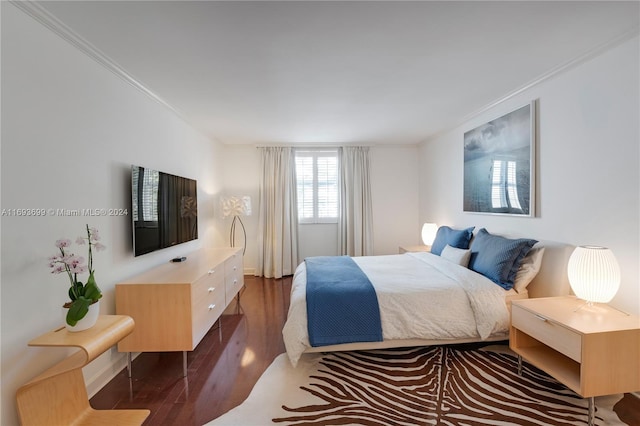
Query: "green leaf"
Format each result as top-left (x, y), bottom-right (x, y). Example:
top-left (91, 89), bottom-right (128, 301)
top-left (83, 271), bottom-right (102, 301)
top-left (66, 297), bottom-right (91, 326)
top-left (73, 281), bottom-right (84, 298)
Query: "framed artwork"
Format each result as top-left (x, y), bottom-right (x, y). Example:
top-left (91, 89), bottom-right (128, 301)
top-left (463, 101), bottom-right (536, 216)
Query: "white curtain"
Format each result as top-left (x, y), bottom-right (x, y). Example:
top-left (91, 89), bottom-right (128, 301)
top-left (256, 147), bottom-right (299, 278)
top-left (338, 146), bottom-right (374, 256)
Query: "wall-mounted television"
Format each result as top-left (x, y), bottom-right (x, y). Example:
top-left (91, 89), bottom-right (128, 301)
top-left (131, 165), bottom-right (198, 256)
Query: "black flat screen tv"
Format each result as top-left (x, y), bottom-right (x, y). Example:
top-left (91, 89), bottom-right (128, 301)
top-left (131, 165), bottom-right (198, 256)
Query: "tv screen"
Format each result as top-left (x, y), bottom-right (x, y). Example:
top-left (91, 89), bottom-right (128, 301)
top-left (131, 165), bottom-right (198, 256)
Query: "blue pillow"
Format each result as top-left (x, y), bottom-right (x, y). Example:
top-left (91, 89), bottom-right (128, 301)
top-left (430, 226), bottom-right (475, 256)
top-left (469, 228), bottom-right (537, 290)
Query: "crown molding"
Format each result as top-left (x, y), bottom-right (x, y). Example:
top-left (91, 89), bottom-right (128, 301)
top-left (9, 0), bottom-right (188, 124)
top-left (10, 1), bottom-right (638, 147)
top-left (422, 25), bottom-right (640, 144)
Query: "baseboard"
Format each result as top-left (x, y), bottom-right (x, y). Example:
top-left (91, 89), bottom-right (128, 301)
top-left (244, 268), bottom-right (256, 276)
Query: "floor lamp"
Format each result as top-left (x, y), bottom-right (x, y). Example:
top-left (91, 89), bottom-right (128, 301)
top-left (220, 195), bottom-right (252, 255)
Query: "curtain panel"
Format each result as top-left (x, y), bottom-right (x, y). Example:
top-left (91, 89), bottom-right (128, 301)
top-left (256, 147), bottom-right (299, 278)
top-left (339, 146), bottom-right (374, 256)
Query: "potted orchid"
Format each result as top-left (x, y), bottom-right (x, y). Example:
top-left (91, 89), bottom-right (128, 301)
top-left (48, 224), bottom-right (105, 329)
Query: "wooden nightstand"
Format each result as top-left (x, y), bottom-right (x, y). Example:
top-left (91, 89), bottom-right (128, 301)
top-left (510, 296), bottom-right (640, 425)
top-left (398, 245), bottom-right (431, 254)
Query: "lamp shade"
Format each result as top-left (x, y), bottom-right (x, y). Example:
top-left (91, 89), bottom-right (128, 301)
top-left (421, 223), bottom-right (438, 246)
top-left (567, 245), bottom-right (620, 303)
top-left (220, 196), bottom-right (252, 218)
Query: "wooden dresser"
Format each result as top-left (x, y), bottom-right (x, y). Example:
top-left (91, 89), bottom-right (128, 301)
top-left (116, 248), bottom-right (243, 375)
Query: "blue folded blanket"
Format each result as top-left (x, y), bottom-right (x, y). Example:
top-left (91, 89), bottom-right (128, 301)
top-left (305, 256), bottom-right (383, 347)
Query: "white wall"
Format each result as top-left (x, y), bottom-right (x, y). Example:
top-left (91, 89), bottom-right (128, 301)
top-left (370, 145), bottom-right (420, 254)
top-left (1, 4), bottom-right (226, 425)
top-left (217, 145), bottom-right (261, 273)
top-left (419, 35), bottom-right (640, 314)
top-left (221, 145), bottom-right (420, 270)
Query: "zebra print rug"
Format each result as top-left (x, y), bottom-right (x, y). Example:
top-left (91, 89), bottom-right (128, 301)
top-left (208, 345), bottom-right (637, 425)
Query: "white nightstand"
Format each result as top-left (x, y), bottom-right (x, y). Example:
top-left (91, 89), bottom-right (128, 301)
top-left (510, 296), bottom-right (640, 425)
top-left (398, 245), bottom-right (431, 254)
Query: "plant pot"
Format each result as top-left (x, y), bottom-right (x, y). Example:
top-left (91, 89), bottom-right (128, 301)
top-left (63, 300), bottom-right (100, 332)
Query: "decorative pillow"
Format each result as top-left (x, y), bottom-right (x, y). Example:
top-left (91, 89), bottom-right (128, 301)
top-left (441, 245), bottom-right (472, 267)
top-left (430, 226), bottom-right (475, 256)
top-left (513, 245), bottom-right (545, 293)
top-left (469, 228), bottom-right (538, 290)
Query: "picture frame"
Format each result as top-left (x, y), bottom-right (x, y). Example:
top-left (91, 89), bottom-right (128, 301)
top-left (463, 101), bottom-right (536, 216)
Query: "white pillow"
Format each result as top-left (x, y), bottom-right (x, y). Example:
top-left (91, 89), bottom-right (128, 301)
top-left (514, 246), bottom-right (545, 293)
top-left (441, 244), bottom-right (472, 267)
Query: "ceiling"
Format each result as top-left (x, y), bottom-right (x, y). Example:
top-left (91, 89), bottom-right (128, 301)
top-left (33, 1), bottom-right (639, 145)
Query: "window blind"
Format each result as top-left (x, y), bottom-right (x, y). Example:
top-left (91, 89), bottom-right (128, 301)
top-left (295, 150), bottom-right (338, 223)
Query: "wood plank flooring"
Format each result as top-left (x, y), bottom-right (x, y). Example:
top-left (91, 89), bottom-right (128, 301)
top-left (91, 275), bottom-right (640, 425)
top-left (90, 275), bottom-right (292, 425)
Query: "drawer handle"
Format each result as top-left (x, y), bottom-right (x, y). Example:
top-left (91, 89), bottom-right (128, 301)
top-left (534, 314), bottom-right (548, 322)
top-left (208, 304), bottom-right (216, 310)
top-left (208, 269), bottom-right (215, 275)
top-left (208, 287), bottom-right (215, 292)
top-left (233, 266), bottom-right (237, 271)
top-left (233, 279), bottom-right (238, 284)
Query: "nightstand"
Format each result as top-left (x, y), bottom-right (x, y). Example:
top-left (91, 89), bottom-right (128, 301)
top-left (398, 245), bottom-right (431, 254)
top-left (510, 296), bottom-right (640, 425)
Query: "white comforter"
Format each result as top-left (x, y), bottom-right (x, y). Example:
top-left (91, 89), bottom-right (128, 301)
top-left (282, 252), bottom-right (510, 366)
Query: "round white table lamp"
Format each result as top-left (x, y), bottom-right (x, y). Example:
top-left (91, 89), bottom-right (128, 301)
top-left (421, 223), bottom-right (438, 246)
top-left (567, 245), bottom-right (620, 304)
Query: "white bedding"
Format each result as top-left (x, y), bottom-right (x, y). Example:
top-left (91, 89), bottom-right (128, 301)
top-left (282, 252), bottom-right (511, 366)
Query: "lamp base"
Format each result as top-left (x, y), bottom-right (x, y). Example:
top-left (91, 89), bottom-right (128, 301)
top-left (572, 300), bottom-right (630, 316)
top-left (230, 215), bottom-right (247, 255)
top-left (572, 300), bottom-right (595, 312)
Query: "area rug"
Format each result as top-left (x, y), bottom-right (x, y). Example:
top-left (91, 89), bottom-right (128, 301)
top-left (207, 345), bottom-right (637, 425)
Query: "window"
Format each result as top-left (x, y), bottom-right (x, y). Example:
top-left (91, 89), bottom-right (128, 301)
top-left (295, 150), bottom-right (338, 223)
top-left (132, 167), bottom-right (159, 222)
top-left (491, 158), bottom-right (522, 211)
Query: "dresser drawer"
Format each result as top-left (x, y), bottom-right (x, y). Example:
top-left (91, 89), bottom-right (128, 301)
top-left (224, 254), bottom-right (243, 304)
top-left (193, 266), bottom-right (224, 303)
top-left (193, 273), bottom-right (224, 308)
top-left (192, 282), bottom-right (225, 345)
top-left (224, 253), bottom-right (242, 277)
top-left (512, 304), bottom-right (582, 362)
top-left (193, 286), bottom-right (225, 324)
top-left (196, 264), bottom-right (224, 288)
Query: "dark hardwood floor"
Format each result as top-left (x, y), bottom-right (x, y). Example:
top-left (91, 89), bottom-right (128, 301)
top-left (92, 276), bottom-right (640, 425)
top-left (90, 275), bottom-right (292, 425)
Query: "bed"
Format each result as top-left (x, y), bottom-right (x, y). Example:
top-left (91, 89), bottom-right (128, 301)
top-left (282, 227), bottom-right (546, 366)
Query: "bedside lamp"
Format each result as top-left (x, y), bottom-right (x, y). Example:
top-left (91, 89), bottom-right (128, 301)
top-left (421, 223), bottom-right (438, 246)
top-left (567, 245), bottom-right (620, 304)
top-left (220, 195), bottom-right (252, 255)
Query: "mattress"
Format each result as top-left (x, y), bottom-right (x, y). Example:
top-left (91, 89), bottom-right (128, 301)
top-left (282, 252), bottom-right (517, 366)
